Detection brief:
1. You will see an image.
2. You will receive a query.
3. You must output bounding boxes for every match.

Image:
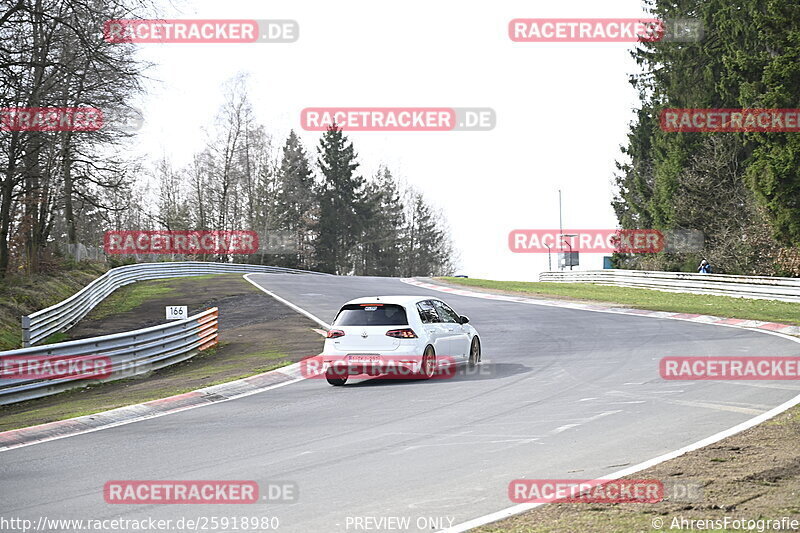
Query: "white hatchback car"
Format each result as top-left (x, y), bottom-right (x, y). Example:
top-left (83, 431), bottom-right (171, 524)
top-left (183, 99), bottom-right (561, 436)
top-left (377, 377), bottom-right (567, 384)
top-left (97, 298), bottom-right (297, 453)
top-left (321, 296), bottom-right (481, 386)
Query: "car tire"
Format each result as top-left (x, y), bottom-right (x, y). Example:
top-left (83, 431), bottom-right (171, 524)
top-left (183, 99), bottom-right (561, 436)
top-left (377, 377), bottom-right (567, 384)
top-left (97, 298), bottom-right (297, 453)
top-left (468, 337), bottom-right (481, 368)
top-left (418, 345), bottom-right (436, 379)
top-left (326, 367), bottom-right (348, 386)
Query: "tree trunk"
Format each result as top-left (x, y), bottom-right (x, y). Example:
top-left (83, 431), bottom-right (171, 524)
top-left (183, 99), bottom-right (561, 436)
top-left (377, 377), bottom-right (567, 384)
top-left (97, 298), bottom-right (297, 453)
top-left (63, 140), bottom-right (76, 244)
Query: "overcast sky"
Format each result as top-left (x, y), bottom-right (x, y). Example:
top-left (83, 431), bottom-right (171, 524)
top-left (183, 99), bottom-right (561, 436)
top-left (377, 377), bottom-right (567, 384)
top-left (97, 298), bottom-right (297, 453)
top-left (127, 0), bottom-right (649, 281)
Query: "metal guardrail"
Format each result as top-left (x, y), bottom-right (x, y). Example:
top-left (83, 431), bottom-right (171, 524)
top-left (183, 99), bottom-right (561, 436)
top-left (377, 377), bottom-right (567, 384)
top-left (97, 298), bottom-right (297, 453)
top-left (0, 307), bottom-right (218, 405)
top-left (22, 261), bottom-right (326, 346)
top-left (539, 269), bottom-right (800, 302)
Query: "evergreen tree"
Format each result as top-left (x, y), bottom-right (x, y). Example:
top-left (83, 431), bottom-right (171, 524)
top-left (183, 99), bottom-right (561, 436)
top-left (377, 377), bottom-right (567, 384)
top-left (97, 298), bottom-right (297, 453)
top-left (358, 166), bottom-right (405, 276)
top-left (315, 126), bottom-right (364, 274)
top-left (275, 130), bottom-right (315, 268)
top-left (613, 0), bottom-right (800, 274)
top-left (403, 191), bottom-right (453, 276)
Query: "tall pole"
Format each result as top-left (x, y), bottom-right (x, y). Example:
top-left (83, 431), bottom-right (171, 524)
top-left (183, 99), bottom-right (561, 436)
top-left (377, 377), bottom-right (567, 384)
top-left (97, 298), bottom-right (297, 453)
top-left (558, 189), bottom-right (563, 270)
top-left (559, 189), bottom-right (563, 237)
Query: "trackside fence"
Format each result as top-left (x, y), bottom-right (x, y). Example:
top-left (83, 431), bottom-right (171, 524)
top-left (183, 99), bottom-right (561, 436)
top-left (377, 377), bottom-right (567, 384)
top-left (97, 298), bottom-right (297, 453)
top-left (539, 269), bottom-right (800, 302)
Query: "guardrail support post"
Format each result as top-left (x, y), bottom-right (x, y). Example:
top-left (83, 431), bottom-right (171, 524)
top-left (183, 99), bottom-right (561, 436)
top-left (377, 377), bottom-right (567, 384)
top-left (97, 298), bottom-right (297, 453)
top-left (21, 315), bottom-right (31, 348)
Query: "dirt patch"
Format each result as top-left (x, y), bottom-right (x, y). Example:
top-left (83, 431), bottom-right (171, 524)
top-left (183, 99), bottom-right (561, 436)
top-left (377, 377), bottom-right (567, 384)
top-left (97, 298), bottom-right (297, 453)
top-left (69, 273), bottom-right (324, 359)
top-left (476, 407), bottom-right (800, 532)
top-left (0, 274), bottom-right (324, 431)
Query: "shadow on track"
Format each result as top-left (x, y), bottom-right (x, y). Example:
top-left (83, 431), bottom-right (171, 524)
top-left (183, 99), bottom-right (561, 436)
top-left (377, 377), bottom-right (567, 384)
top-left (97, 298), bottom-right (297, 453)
top-left (342, 362), bottom-right (532, 388)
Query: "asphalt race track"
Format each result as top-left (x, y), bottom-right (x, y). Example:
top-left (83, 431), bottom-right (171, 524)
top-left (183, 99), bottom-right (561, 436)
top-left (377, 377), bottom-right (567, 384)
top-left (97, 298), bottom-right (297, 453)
top-left (2, 274), bottom-right (799, 532)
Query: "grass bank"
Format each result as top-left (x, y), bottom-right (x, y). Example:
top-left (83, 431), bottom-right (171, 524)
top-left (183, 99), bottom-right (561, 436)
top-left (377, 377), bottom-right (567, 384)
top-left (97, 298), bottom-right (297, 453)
top-left (0, 262), bottom-right (108, 350)
top-left (438, 277), bottom-right (800, 326)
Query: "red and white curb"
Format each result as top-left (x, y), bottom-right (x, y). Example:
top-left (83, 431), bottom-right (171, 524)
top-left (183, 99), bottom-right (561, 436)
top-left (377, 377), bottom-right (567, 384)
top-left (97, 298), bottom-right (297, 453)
top-left (401, 278), bottom-right (800, 336)
top-left (399, 278), bottom-right (800, 532)
top-left (0, 274), bottom-right (333, 453)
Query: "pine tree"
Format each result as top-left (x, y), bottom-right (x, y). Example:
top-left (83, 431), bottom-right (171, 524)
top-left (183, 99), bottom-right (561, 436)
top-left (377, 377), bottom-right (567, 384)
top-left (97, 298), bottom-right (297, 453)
top-left (358, 166), bottom-right (405, 276)
top-left (315, 126), bottom-right (364, 274)
top-left (403, 191), bottom-right (453, 276)
top-left (276, 130), bottom-right (315, 268)
top-left (612, 0), bottom-right (800, 273)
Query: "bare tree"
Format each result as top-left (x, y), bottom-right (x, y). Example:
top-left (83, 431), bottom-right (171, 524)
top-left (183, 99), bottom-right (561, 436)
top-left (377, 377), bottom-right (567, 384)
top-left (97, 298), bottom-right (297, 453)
top-left (0, 0), bottom-right (146, 276)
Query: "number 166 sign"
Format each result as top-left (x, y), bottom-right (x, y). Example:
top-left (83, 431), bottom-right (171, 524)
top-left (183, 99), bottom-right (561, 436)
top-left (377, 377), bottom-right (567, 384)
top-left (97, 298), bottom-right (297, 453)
top-left (166, 306), bottom-right (187, 320)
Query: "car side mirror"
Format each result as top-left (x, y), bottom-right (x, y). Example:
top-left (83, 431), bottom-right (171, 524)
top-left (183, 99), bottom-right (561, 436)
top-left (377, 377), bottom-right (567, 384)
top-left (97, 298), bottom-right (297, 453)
top-left (459, 315), bottom-right (470, 324)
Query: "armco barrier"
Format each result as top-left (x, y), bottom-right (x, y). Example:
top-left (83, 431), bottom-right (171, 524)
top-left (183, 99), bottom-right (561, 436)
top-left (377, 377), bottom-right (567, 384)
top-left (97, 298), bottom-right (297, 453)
top-left (22, 261), bottom-right (326, 346)
top-left (538, 269), bottom-right (800, 302)
top-left (0, 307), bottom-right (218, 405)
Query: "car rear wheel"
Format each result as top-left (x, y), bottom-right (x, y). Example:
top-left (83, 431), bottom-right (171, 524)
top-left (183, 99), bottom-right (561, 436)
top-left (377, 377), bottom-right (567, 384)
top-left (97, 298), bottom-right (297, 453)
top-left (468, 337), bottom-right (481, 368)
top-left (419, 345), bottom-right (436, 379)
top-left (326, 367), bottom-right (348, 386)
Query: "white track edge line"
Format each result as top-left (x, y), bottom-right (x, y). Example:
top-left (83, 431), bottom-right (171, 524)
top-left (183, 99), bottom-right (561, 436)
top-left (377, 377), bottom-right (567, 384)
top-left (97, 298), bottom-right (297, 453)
top-left (440, 388), bottom-right (800, 532)
top-left (412, 279), bottom-right (800, 532)
top-left (0, 375), bottom-right (304, 453)
top-left (1, 274), bottom-right (335, 452)
top-left (243, 273), bottom-right (332, 330)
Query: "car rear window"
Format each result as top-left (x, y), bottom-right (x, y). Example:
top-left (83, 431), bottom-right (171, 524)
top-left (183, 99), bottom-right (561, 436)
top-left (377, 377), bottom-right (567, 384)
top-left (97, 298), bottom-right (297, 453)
top-left (333, 304), bottom-right (409, 326)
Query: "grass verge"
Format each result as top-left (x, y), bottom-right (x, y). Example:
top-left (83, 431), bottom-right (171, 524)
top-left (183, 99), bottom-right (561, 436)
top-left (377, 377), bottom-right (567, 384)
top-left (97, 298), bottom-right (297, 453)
top-left (438, 277), bottom-right (800, 326)
top-left (89, 273), bottom-right (230, 323)
top-left (0, 262), bottom-right (107, 350)
top-left (88, 281), bottom-right (176, 319)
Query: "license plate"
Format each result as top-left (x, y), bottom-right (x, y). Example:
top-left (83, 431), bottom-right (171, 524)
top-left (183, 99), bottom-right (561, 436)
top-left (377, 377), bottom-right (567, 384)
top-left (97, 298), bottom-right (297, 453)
top-left (347, 355), bottom-right (381, 362)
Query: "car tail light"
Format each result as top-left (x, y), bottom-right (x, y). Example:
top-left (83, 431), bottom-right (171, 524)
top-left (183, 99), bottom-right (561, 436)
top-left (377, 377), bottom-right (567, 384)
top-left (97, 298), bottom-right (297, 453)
top-left (386, 328), bottom-right (417, 339)
top-left (326, 329), bottom-right (345, 338)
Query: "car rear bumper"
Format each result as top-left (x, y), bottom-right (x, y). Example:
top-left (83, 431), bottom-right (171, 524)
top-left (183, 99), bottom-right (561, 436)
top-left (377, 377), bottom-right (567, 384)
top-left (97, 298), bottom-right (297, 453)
top-left (323, 354), bottom-right (424, 376)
